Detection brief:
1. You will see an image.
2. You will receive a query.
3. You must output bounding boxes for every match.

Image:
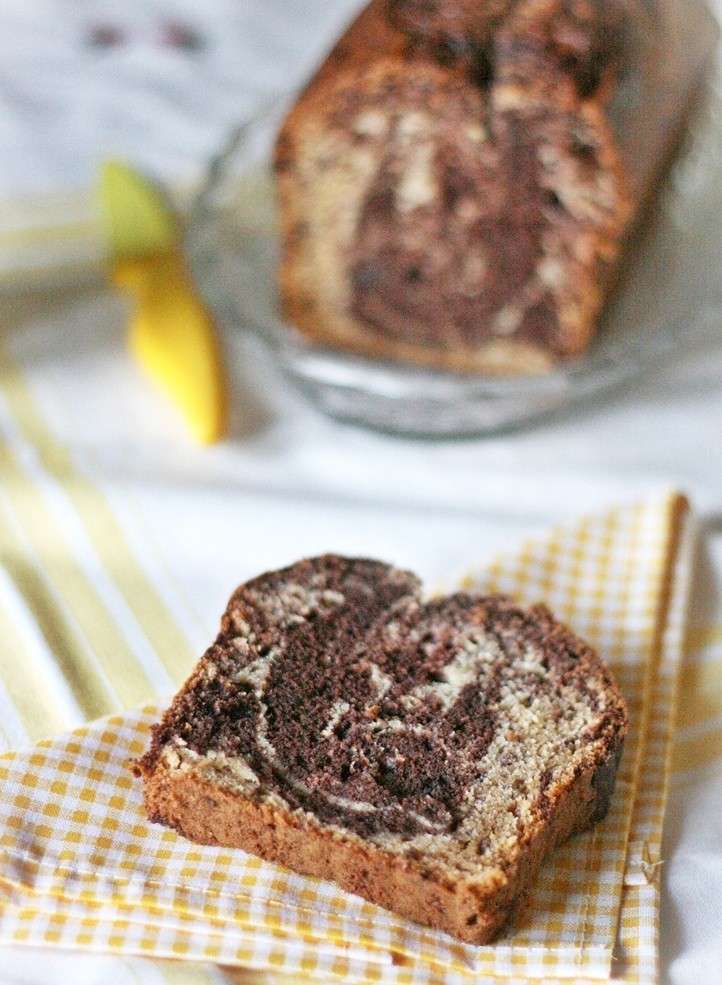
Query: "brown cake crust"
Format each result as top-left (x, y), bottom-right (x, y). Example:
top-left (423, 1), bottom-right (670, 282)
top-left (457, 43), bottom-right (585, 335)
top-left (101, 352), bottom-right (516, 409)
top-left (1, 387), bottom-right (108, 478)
top-left (136, 555), bottom-right (627, 944)
top-left (142, 742), bottom-right (621, 942)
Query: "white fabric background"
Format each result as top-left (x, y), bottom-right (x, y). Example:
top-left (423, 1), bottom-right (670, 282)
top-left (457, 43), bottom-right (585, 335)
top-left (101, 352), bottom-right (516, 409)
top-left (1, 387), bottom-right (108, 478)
top-left (0, 0), bottom-right (360, 198)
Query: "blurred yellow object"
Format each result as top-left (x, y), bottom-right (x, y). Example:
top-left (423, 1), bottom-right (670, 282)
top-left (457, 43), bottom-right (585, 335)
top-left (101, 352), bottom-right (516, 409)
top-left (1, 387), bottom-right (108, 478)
top-left (99, 161), bottom-right (226, 444)
top-left (112, 253), bottom-right (227, 445)
top-left (99, 162), bottom-right (178, 259)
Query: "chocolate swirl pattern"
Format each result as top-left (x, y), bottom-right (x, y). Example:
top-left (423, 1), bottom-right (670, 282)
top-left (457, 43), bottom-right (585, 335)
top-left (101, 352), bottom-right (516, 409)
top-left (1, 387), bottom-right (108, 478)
top-left (275, 0), bottom-right (634, 373)
top-left (142, 556), bottom-right (627, 871)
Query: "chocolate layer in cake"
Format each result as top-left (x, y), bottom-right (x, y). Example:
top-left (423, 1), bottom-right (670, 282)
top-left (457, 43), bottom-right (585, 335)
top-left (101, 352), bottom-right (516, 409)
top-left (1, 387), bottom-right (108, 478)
top-left (275, 0), bottom-right (633, 373)
top-left (139, 556), bottom-right (627, 902)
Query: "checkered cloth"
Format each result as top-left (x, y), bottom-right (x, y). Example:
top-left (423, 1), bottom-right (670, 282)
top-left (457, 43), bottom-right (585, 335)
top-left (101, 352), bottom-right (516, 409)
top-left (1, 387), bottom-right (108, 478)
top-left (0, 492), bottom-right (693, 984)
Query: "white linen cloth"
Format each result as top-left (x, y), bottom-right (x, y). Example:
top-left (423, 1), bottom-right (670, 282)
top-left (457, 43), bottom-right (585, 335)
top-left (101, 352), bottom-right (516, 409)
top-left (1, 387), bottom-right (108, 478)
top-left (0, 0), bottom-right (361, 285)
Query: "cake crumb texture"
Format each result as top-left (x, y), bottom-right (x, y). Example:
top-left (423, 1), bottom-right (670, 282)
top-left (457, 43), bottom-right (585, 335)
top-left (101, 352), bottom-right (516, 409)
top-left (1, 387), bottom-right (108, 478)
top-left (137, 554), bottom-right (627, 942)
top-left (275, 0), bottom-right (637, 372)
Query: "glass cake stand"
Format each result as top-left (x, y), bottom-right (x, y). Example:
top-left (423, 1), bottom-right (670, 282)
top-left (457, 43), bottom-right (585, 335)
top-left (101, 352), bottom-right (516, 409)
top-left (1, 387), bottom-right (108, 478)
top-left (187, 93), bottom-right (722, 438)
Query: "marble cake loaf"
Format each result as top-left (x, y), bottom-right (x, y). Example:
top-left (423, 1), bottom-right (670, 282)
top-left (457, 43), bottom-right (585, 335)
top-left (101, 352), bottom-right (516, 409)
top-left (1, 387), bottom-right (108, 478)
top-left (274, 0), bottom-right (638, 373)
top-left (137, 555), bottom-right (628, 943)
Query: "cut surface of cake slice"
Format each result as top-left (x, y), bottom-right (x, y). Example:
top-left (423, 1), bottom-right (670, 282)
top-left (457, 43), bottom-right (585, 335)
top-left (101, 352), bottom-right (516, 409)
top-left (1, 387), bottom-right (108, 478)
top-left (136, 555), bottom-right (628, 943)
top-left (275, 0), bottom-right (632, 373)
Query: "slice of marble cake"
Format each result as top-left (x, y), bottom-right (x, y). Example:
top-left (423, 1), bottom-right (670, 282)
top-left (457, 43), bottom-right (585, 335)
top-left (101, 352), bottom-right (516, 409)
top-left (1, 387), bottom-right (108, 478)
top-left (136, 554), bottom-right (627, 943)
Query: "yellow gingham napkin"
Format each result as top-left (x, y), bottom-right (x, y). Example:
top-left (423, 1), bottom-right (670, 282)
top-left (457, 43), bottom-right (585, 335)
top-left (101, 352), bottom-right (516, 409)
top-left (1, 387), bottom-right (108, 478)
top-left (0, 492), bottom-right (692, 985)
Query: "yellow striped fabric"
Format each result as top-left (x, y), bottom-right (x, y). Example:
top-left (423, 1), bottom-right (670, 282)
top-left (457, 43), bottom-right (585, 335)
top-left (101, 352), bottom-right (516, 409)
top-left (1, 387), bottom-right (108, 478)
top-left (673, 627), bottom-right (722, 774)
